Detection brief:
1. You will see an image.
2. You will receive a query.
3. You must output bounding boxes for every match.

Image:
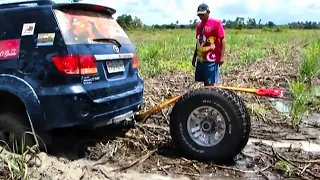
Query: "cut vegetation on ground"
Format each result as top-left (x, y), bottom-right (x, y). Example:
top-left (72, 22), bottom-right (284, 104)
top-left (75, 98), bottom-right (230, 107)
top-left (1, 29), bottom-right (320, 180)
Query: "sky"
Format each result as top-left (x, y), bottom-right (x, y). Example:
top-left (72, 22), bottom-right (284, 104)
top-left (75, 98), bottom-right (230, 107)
top-left (1, 0), bottom-right (320, 25)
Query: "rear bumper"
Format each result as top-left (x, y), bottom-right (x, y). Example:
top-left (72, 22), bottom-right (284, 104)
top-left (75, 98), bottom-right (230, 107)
top-left (37, 82), bottom-right (144, 130)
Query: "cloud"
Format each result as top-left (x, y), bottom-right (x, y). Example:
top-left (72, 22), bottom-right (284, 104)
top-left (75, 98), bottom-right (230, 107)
top-left (87, 0), bottom-right (320, 25)
top-left (2, 0), bottom-right (319, 25)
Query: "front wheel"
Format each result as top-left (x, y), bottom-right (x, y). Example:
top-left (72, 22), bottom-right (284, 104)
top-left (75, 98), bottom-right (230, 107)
top-left (169, 88), bottom-right (251, 163)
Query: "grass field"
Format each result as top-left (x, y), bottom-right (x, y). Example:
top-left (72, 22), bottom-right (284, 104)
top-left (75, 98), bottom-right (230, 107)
top-left (128, 28), bottom-right (320, 78)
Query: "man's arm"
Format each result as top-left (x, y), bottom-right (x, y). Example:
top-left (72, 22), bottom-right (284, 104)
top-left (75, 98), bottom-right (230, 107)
top-left (192, 43), bottom-right (197, 63)
top-left (221, 37), bottom-right (226, 61)
top-left (217, 21), bottom-right (226, 63)
top-left (193, 23), bottom-right (200, 66)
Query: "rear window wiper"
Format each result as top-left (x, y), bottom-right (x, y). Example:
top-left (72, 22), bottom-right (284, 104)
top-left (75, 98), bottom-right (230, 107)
top-left (92, 38), bottom-right (122, 48)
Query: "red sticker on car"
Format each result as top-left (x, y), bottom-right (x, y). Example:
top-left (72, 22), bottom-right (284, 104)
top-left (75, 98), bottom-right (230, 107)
top-left (0, 39), bottom-right (20, 60)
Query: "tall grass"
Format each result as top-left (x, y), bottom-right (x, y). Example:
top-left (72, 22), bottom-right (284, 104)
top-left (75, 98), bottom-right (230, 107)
top-left (289, 41), bottom-right (320, 127)
top-left (0, 114), bottom-right (45, 180)
top-left (299, 42), bottom-right (320, 84)
top-left (1, 138), bottom-right (33, 180)
top-left (128, 29), bottom-right (319, 77)
top-left (288, 81), bottom-right (311, 127)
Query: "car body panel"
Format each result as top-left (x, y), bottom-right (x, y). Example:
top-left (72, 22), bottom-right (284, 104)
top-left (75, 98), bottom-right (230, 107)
top-left (0, 1), bottom-right (144, 131)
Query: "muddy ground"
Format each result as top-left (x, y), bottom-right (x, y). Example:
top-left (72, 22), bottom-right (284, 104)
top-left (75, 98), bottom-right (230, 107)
top-left (1, 57), bottom-right (320, 180)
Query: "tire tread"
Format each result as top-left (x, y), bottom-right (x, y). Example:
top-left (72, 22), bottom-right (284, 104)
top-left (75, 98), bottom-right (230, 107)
top-left (169, 88), bottom-right (251, 162)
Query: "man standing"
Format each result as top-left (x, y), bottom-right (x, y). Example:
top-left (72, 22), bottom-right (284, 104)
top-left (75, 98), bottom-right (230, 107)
top-left (192, 3), bottom-right (226, 86)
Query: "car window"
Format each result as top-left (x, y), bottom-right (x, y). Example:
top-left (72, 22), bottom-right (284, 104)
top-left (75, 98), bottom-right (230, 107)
top-left (53, 9), bottom-right (132, 45)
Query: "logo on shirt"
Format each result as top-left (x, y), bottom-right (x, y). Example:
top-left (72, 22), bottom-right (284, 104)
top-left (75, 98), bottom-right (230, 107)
top-left (196, 35), bottom-right (216, 52)
top-left (206, 52), bottom-right (216, 62)
top-left (204, 26), bottom-right (214, 32)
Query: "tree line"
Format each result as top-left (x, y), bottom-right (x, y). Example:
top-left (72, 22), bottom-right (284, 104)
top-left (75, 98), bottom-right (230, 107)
top-left (116, 14), bottom-right (320, 30)
top-left (66, 0), bottom-right (320, 30)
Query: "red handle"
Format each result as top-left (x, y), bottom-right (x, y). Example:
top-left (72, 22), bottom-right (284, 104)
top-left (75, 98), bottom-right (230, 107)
top-left (256, 88), bottom-right (283, 97)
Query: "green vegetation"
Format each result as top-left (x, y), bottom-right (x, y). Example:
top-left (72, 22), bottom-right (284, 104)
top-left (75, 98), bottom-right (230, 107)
top-left (289, 41), bottom-right (320, 127)
top-left (0, 129), bottom-right (43, 179)
top-left (300, 41), bottom-right (320, 84)
top-left (1, 140), bottom-right (31, 180)
top-left (289, 81), bottom-right (311, 127)
top-left (275, 160), bottom-right (292, 177)
top-left (127, 29), bottom-right (319, 77)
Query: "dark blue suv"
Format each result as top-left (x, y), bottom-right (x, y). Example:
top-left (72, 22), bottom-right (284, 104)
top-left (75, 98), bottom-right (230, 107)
top-left (0, 0), bottom-right (143, 151)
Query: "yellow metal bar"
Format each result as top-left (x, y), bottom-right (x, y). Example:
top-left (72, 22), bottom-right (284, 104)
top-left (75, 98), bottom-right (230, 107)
top-left (136, 94), bottom-right (184, 122)
top-left (205, 85), bottom-right (258, 93)
top-left (135, 85), bottom-right (261, 122)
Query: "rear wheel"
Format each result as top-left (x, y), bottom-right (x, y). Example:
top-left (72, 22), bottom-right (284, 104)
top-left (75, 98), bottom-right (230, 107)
top-left (169, 88), bottom-right (251, 163)
top-left (0, 112), bottom-right (37, 154)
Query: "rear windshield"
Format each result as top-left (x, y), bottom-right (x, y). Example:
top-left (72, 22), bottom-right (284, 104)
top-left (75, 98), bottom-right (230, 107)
top-left (53, 9), bottom-right (132, 45)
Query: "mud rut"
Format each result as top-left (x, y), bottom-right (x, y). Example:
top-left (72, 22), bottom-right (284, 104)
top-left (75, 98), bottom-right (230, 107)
top-left (2, 57), bottom-right (320, 180)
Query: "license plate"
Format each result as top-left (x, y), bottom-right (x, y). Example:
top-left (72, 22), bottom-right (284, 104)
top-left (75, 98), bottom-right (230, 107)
top-left (106, 60), bottom-right (125, 73)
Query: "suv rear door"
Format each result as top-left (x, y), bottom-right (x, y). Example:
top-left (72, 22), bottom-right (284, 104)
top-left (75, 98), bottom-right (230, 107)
top-left (52, 4), bottom-right (141, 102)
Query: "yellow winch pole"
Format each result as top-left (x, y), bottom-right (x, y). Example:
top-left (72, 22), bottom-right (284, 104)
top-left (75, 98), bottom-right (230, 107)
top-left (137, 94), bottom-right (183, 122)
top-left (135, 85), bottom-right (283, 121)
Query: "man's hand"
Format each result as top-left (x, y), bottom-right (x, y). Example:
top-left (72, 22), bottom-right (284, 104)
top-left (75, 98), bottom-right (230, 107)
top-left (219, 58), bottom-right (224, 66)
top-left (219, 37), bottom-right (226, 66)
top-left (192, 57), bottom-right (196, 67)
top-left (192, 44), bottom-right (198, 67)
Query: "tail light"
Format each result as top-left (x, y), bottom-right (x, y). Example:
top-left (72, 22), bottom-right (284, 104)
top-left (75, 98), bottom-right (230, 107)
top-left (132, 53), bottom-right (139, 69)
top-left (52, 54), bottom-right (98, 75)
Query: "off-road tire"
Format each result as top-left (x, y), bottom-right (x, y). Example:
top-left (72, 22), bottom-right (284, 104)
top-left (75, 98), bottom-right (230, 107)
top-left (0, 112), bottom-right (37, 154)
top-left (232, 92), bottom-right (251, 156)
top-left (169, 88), bottom-right (251, 163)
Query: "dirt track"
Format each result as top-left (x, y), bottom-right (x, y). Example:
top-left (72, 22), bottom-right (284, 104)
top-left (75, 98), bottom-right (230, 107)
top-left (2, 64), bottom-right (320, 179)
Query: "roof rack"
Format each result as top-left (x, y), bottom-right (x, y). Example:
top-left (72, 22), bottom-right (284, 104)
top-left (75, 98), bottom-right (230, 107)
top-left (0, 0), bottom-right (56, 9)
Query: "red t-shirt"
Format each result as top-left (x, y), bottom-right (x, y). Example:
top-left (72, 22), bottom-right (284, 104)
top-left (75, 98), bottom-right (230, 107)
top-left (196, 18), bottom-right (225, 62)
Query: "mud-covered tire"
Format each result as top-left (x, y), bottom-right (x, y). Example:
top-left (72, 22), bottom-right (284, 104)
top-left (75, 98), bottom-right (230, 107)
top-left (169, 88), bottom-right (251, 163)
top-left (0, 112), bottom-right (37, 154)
top-left (232, 93), bottom-right (251, 156)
